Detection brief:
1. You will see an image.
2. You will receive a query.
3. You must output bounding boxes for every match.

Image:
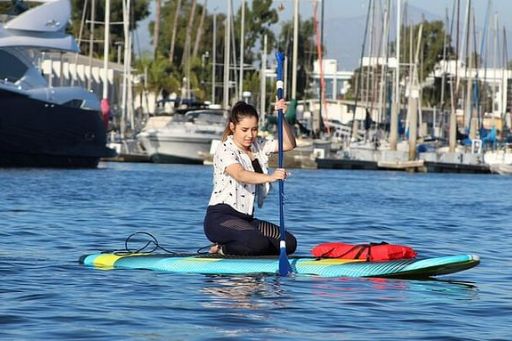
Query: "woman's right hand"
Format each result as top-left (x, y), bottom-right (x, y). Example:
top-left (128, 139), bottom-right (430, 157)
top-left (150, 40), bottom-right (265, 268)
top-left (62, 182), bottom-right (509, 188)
top-left (270, 168), bottom-right (288, 182)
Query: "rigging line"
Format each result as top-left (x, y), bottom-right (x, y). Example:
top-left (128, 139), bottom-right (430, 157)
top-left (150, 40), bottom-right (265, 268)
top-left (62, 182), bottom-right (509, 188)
top-left (502, 28), bottom-right (508, 129)
top-left (471, 11), bottom-right (481, 132)
top-left (312, 0), bottom-right (329, 135)
top-left (440, 7), bottom-right (449, 113)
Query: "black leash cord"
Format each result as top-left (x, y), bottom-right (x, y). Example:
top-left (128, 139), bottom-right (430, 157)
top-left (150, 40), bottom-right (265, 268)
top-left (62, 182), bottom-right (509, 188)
top-left (124, 231), bottom-right (178, 255)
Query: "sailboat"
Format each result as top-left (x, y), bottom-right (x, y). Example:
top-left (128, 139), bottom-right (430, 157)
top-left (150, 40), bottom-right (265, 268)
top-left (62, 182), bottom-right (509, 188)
top-left (101, 0), bottom-right (148, 162)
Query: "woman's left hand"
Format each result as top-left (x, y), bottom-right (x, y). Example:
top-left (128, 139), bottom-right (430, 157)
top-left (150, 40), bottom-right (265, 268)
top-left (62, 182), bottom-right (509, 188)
top-left (275, 99), bottom-right (287, 113)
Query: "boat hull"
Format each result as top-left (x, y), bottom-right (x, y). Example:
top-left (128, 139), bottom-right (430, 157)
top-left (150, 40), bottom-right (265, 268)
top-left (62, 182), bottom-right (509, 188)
top-left (139, 134), bottom-right (215, 164)
top-left (0, 88), bottom-right (114, 168)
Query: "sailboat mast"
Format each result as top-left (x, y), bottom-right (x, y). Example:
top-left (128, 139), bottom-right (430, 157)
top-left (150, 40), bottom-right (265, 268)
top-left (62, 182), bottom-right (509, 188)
top-left (408, 24), bottom-right (422, 161)
top-left (349, 0), bottom-right (372, 140)
top-left (169, 0), bottom-right (182, 63)
top-left (260, 34), bottom-right (267, 126)
top-left (389, 0), bottom-right (400, 150)
top-left (291, 0), bottom-right (299, 100)
top-left (212, 11), bottom-right (216, 103)
top-left (365, 1), bottom-right (376, 108)
top-left (222, 0), bottom-right (231, 109)
top-left (377, 1), bottom-right (391, 127)
top-left (313, 0), bottom-right (326, 135)
top-left (88, 0), bottom-right (95, 90)
top-left (502, 28), bottom-right (508, 134)
top-left (102, 0), bottom-right (110, 101)
top-left (121, 0), bottom-right (132, 137)
top-left (491, 14), bottom-right (498, 130)
top-left (238, 0), bottom-right (245, 100)
top-left (449, 0), bottom-right (461, 152)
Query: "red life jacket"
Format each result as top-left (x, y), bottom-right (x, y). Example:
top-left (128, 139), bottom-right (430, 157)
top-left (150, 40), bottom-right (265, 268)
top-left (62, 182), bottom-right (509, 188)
top-left (311, 242), bottom-right (417, 261)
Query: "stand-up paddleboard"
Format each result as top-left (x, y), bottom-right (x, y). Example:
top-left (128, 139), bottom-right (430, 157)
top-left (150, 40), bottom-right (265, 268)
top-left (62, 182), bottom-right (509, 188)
top-left (79, 252), bottom-right (479, 278)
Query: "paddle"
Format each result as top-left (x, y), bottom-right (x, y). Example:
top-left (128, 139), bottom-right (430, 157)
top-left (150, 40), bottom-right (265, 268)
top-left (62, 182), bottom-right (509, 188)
top-left (275, 51), bottom-right (292, 276)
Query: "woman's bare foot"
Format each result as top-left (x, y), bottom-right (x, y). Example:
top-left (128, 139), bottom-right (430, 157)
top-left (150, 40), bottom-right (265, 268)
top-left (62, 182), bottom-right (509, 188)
top-left (209, 243), bottom-right (221, 254)
top-left (208, 244), bottom-right (220, 253)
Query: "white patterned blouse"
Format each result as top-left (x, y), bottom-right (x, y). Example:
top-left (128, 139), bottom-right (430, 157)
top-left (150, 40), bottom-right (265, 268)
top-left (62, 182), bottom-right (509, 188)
top-left (208, 135), bottom-right (277, 215)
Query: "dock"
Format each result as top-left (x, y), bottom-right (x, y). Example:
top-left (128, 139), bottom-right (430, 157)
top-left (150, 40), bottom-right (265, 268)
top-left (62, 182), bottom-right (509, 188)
top-left (316, 157), bottom-right (491, 174)
top-left (423, 161), bottom-right (490, 174)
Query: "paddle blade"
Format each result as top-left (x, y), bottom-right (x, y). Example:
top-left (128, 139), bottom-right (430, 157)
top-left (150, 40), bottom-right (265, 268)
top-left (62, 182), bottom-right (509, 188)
top-left (278, 246), bottom-right (292, 276)
top-left (278, 236), bottom-right (292, 276)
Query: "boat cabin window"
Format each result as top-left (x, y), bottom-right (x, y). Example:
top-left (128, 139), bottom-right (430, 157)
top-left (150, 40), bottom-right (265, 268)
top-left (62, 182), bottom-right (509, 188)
top-left (185, 110), bottom-right (226, 125)
top-left (0, 50), bottom-right (28, 82)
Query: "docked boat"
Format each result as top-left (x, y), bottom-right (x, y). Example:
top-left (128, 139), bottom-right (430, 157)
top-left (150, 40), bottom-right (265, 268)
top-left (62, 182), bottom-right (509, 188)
top-left (0, 0), bottom-right (114, 167)
top-left (137, 109), bottom-right (226, 164)
top-left (484, 149), bottom-right (512, 175)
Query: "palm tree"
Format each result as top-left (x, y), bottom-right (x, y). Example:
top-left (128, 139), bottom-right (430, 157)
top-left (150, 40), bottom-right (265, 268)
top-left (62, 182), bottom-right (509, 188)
top-left (153, 0), bottom-right (161, 59)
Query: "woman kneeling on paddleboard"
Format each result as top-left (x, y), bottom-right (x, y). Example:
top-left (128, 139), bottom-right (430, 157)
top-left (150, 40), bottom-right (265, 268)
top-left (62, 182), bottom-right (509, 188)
top-left (204, 101), bottom-right (297, 256)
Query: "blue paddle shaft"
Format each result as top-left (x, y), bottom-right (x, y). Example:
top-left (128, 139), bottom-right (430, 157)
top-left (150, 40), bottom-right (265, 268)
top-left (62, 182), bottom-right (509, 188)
top-left (275, 51), bottom-right (292, 276)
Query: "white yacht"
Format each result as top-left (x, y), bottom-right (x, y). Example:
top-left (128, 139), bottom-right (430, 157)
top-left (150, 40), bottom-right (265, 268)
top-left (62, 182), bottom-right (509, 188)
top-left (137, 109), bottom-right (226, 164)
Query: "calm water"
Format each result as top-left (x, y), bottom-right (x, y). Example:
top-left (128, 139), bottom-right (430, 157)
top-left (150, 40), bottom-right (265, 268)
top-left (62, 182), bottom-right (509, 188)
top-left (1, 162), bottom-right (511, 340)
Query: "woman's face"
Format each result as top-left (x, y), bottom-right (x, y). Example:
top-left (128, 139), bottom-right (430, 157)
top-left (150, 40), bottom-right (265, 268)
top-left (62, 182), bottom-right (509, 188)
top-left (230, 116), bottom-right (258, 150)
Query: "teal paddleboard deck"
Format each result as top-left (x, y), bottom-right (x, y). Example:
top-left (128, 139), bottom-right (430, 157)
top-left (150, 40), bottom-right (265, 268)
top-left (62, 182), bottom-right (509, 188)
top-left (79, 253), bottom-right (479, 278)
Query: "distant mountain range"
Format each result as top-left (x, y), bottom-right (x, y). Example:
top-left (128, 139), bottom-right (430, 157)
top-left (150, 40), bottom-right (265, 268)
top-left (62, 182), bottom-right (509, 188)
top-left (325, 4), bottom-right (512, 71)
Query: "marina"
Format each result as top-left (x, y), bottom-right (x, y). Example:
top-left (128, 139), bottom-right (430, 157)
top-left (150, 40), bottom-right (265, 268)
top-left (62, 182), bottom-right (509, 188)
top-left (2, 1), bottom-right (511, 173)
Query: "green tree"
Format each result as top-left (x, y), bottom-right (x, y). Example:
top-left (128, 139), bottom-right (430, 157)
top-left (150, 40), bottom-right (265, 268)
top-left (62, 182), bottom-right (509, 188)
top-left (150, 0), bottom-right (209, 100)
top-left (69, 0), bottom-right (150, 60)
top-left (133, 53), bottom-right (180, 99)
top-left (400, 20), bottom-right (455, 107)
top-left (150, 0), bottom-right (281, 103)
top-left (277, 17), bottom-right (318, 100)
top-left (235, 0), bottom-right (279, 65)
top-left (0, 1), bottom-right (36, 14)
top-left (401, 20), bottom-right (453, 82)
top-left (234, 0), bottom-right (279, 105)
top-left (347, 20), bottom-right (456, 106)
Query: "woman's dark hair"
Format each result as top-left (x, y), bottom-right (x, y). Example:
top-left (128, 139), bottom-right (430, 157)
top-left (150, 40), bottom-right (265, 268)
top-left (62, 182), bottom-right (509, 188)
top-left (222, 101), bottom-right (259, 141)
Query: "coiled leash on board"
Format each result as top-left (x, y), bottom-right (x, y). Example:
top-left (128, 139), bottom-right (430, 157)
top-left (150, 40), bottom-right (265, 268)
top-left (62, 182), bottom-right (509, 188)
top-left (108, 231), bottom-right (178, 255)
top-left (110, 231), bottom-right (215, 256)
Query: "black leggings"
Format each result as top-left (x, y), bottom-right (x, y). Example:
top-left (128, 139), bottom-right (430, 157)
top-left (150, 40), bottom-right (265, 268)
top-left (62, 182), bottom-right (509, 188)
top-left (204, 204), bottom-right (297, 256)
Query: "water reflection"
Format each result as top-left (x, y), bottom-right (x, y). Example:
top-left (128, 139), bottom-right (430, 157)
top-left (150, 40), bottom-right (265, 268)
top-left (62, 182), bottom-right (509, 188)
top-left (201, 275), bottom-right (289, 310)
top-left (200, 273), bottom-right (479, 312)
top-left (305, 276), bottom-right (479, 301)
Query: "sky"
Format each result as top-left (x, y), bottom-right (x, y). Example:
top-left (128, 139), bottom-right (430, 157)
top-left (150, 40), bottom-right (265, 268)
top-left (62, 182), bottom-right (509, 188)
top-left (134, 0), bottom-right (512, 71)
